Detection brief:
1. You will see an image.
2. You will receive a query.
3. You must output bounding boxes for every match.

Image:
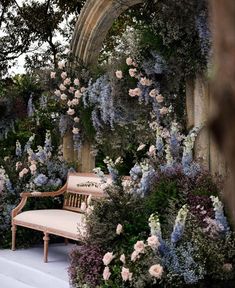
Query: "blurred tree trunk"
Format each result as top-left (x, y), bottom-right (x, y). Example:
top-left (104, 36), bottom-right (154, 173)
top-left (210, 0), bottom-right (235, 225)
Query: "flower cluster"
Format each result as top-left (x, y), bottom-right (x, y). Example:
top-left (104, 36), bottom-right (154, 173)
top-left (50, 64), bottom-right (86, 150)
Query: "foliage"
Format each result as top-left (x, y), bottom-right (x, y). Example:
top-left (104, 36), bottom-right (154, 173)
top-left (68, 119), bottom-right (234, 287)
top-left (0, 131), bottom-right (72, 248)
top-left (0, 0), bottom-right (85, 75)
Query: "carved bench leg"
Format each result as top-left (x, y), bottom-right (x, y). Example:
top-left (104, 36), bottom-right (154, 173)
top-left (11, 224), bottom-right (17, 251)
top-left (43, 232), bottom-right (50, 263)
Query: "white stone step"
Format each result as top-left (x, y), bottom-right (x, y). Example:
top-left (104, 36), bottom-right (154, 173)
top-left (0, 243), bottom-right (74, 288)
top-left (0, 273), bottom-right (35, 288)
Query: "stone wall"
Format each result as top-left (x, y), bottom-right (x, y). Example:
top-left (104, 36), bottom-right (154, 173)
top-left (186, 76), bottom-right (227, 176)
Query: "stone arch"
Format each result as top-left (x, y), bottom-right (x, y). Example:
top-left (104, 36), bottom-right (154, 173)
top-left (69, 0), bottom-right (226, 176)
top-left (71, 0), bottom-right (144, 66)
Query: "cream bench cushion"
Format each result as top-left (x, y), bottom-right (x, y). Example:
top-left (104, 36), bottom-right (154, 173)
top-left (14, 209), bottom-right (85, 240)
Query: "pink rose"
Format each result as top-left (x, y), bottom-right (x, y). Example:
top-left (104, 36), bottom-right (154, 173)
top-left (80, 87), bottom-right (86, 93)
top-left (59, 83), bottom-right (66, 91)
top-left (103, 266), bottom-right (111, 281)
top-left (149, 264), bottom-right (163, 279)
top-left (159, 107), bottom-right (168, 115)
top-left (140, 77), bottom-right (152, 86)
top-left (116, 224), bottom-right (123, 235)
top-left (61, 72), bottom-right (67, 79)
top-left (50, 72), bottom-right (56, 79)
top-left (126, 57), bottom-right (133, 66)
top-left (115, 70), bottom-right (123, 79)
top-left (120, 254), bottom-right (125, 264)
top-left (72, 98), bottom-right (79, 106)
top-left (67, 108), bottom-right (75, 115)
top-left (69, 86), bottom-right (75, 93)
top-left (133, 88), bottom-right (141, 96)
top-left (19, 168), bottom-right (29, 178)
top-left (149, 89), bottom-right (158, 97)
top-left (74, 78), bottom-right (80, 86)
top-left (60, 93), bottom-right (67, 101)
top-left (134, 240), bottom-right (145, 253)
top-left (147, 235), bottom-right (160, 249)
top-left (63, 78), bottom-right (71, 86)
top-left (75, 90), bottom-right (82, 98)
top-left (29, 164), bottom-right (37, 174)
top-left (121, 267), bottom-right (132, 281)
top-left (129, 68), bottom-right (137, 77)
top-left (156, 94), bottom-right (164, 103)
top-left (54, 89), bottom-right (61, 97)
top-left (131, 250), bottom-right (139, 262)
top-left (148, 145), bottom-right (156, 156)
top-left (103, 252), bottom-right (114, 266)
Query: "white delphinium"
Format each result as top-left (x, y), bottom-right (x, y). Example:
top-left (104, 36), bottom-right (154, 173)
top-left (165, 143), bottom-right (174, 166)
top-left (171, 204), bottom-right (189, 243)
top-left (148, 213), bottom-right (162, 238)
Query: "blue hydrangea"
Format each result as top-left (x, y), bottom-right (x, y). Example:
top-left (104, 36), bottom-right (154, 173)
top-left (34, 174), bottom-right (48, 187)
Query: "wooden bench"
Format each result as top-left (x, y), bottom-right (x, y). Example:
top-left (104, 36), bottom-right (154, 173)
top-left (11, 173), bottom-right (105, 262)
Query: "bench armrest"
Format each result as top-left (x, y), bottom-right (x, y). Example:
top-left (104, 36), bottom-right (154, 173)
top-left (12, 184), bottom-right (67, 219)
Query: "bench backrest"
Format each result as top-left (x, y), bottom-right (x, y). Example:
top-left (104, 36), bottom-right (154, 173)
top-left (63, 173), bottom-right (105, 213)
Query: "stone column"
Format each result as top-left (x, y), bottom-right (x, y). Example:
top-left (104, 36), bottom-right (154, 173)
top-left (77, 141), bottom-right (95, 172)
top-left (62, 131), bottom-right (74, 162)
top-left (194, 74), bottom-right (210, 169)
top-left (186, 78), bottom-right (195, 129)
top-left (209, 83), bottom-right (227, 176)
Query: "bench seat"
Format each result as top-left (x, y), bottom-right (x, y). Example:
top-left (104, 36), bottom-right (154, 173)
top-left (13, 209), bottom-right (85, 240)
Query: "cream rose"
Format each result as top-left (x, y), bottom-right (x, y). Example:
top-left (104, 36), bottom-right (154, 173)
top-left (116, 224), bottom-right (123, 235)
top-left (149, 264), bottom-right (163, 278)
